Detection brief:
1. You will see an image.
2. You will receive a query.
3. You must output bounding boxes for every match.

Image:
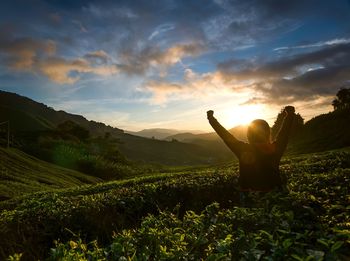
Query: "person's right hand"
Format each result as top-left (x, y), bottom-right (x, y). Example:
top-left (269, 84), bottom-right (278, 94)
top-left (207, 110), bottom-right (214, 119)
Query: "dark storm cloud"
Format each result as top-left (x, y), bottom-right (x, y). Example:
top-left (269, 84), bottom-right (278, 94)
top-left (219, 42), bottom-right (350, 78)
top-left (217, 42), bottom-right (350, 104)
top-left (255, 65), bottom-right (350, 104)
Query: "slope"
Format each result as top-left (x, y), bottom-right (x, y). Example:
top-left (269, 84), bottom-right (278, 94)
top-left (0, 90), bottom-right (123, 136)
top-left (0, 90), bottom-right (227, 165)
top-left (0, 147), bottom-right (101, 200)
top-left (289, 108), bottom-right (350, 153)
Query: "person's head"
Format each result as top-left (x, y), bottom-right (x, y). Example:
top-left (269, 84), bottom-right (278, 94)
top-left (247, 119), bottom-right (270, 144)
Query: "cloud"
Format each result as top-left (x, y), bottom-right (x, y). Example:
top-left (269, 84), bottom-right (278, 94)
top-left (143, 40), bottom-right (350, 106)
top-left (148, 23), bottom-right (175, 40)
top-left (84, 50), bottom-right (110, 64)
top-left (274, 38), bottom-right (350, 51)
top-left (144, 81), bottom-right (184, 104)
top-left (117, 42), bottom-right (204, 75)
top-left (141, 68), bottom-right (239, 105)
top-left (72, 20), bottom-right (88, 32)
top-left (36, 57), bottom-right (118, 84)
top-left (0, 34), bottom-right (56, 70)
top-left (217, 41), bottom-right (350, 104)
top-left (0, 27), bottom-right (204, 84)
top-left (0, 32), bottom-right (121, 84)
top-left (258, 65), bottom-right (350, 103)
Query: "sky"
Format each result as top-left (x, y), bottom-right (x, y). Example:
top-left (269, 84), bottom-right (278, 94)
top-left (0, 0), bottom-right (350, 131)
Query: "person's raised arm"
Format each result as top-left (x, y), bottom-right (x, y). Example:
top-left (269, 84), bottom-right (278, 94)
top-left (275, 106), bottom-right (295, 156)
top-left (207, 110), bottom-right (243, 156)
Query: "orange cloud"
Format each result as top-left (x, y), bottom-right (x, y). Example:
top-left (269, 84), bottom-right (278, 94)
top-left (0, 36), bottom-right (56, 70)
top-left (37, 57), bottom-right (118, 84)
top-left (0, 33), bottom-right (119, 84)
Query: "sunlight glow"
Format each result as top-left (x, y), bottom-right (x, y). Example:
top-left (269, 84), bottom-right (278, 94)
top-left (222, 104), bottom-right (266, 127)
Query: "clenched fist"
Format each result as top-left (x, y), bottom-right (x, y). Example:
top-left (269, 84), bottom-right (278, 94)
top-left (284, 106), bottom-right (295, 115)
top-left (207, 110), bottom-right (214, 119)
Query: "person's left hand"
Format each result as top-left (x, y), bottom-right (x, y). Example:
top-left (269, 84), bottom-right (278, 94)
top-left (284, 106), bottom-right (295, 115)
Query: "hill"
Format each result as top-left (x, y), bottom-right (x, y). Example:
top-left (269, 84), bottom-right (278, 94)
top-left (163, 125), bottom-right (249, 161)
top-left (0, 91), bottom-right (229, 165)
top-left (2, 90), bottom-right (349, 165)
top-left (166, 125), bottom-right (248, 142)
top-left (166, 110), bottom-right (350, 155)
top-left (0, 90), bottom-right (124, 136)
top-left (126, 128), bottom-right (203, 139)
top-left (0, 147), bottom-right (101, 200)
top-left (288, 108), bottom-right (350, 154)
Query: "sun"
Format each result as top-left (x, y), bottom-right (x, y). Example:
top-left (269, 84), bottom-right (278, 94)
top-left (222, 104), bottom-right (266, 127)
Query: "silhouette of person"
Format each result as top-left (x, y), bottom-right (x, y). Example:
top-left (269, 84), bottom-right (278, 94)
top-left (207, 106), bottom-right (295, 194)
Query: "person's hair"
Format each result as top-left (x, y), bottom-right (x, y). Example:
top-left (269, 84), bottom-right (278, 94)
top-left (247, 119), bottom-right (270, 143)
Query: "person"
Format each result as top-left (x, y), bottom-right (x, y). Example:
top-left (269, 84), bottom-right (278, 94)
top-left (207, 106), bottom-right (295, 196)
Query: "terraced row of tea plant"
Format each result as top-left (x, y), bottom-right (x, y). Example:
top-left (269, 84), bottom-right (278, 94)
top-left (0, 148), bottom-right (101, 200)
top-left (2, 149), bottom-right (350, 260)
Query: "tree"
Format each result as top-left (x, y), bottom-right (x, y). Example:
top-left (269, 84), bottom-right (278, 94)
top-left (332, 88), bottom-right (350, 111)
top-left (57, 120), bottom-right (90, 141)
top-left (271, 108), bottom-right (304, 140)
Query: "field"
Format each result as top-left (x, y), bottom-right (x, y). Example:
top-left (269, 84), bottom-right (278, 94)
top-left (1, 148), bottom-right (350, 260)
top-left (0, 148), bottom-right (101, 200)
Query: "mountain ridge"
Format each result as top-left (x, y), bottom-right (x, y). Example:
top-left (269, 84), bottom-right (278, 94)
top-left (0, 90), bottom-right (232, 165)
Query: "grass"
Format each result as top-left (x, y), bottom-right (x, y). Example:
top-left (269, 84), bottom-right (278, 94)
top-left (0, 148), bottom-right (102, 200)
top-left (1, 148), bottom-right (349, 260)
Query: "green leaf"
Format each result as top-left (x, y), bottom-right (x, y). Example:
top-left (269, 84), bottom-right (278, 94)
top-left (282, 238), bottom-right (293, 249)
top-left (317, 239), bottom-right (329, 248)
top-left (291, 254), bottom-right (303, 261)
top-left (331, 241), bottom-right (343, 252)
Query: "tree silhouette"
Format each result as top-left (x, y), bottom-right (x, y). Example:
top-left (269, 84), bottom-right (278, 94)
top-left (57, 120), bottom-right (90, 141)
top-left (332, 88), bottom-right (350, 111)
top-left (271, 108), bottom-right (304, 141)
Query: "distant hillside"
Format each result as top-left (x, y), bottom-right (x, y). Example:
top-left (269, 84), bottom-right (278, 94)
top-left (0, 90), bottom-right (124, 136)
top-left (166, 110), bottom-right (350, 155)
top-left (0, 147), bottom-right (101, 200)
top-left (0, 91), bottom-right (230, 165)
top-left (165, 132), bottom-right (199, 141)
top-left (127, 128), bottom-right (204, 140)
top-left (163, 125), bottom-right (248, 160)
top-left (2, 90), bottom-right (347, 165)
top-left (166, 125), bottom-right (248, 142)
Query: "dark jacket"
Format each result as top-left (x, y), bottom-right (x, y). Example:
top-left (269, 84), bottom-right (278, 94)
top-left (208, 113), bottom-right (294, 191)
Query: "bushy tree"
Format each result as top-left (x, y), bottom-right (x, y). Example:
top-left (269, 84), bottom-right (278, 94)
top-left (332, 88), bottom-right (350, 110)
top-left (271, 108), bottom-right (304, 140)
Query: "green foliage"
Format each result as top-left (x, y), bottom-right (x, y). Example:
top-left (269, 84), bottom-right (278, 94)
top-left (57, 120), bottom-right (90, 141)
top-left (0, 148), bottom-right (101, 200)
top-left (20, 132), bottom-right (160, 180)
top-left (289, 108), bottom-right (350, 153)
top-left (1, 149), bottom-right (349, 260)
top-left (49, 200), bottom-right (349, 260)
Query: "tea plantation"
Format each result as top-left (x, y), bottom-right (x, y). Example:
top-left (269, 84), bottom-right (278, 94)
top-left (1, 149), bottom-right (350, 260)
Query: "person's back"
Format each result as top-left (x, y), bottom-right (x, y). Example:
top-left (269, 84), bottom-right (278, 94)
top-left (207, 106), bottom-right (295, 192)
